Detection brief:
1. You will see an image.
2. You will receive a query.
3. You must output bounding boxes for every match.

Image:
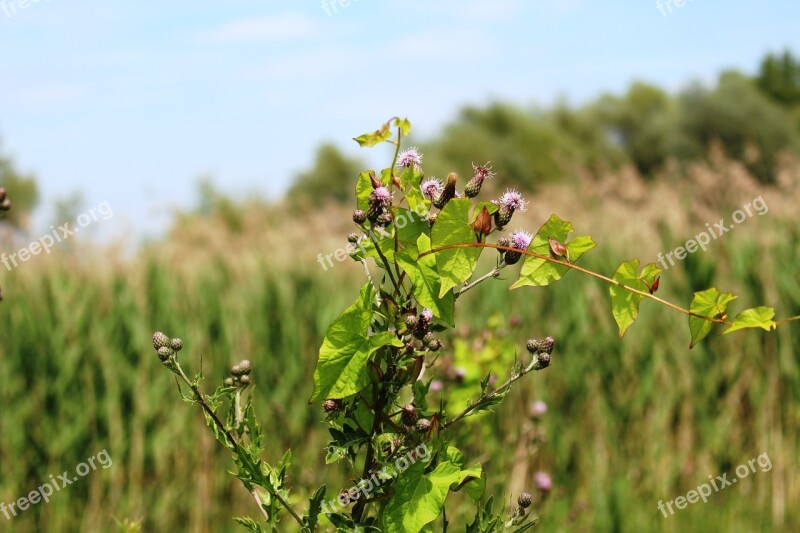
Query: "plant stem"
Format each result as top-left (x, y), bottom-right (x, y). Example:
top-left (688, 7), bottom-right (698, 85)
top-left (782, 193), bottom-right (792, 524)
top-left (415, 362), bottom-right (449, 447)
top-left (368, 230), bottom-right (401, 294)
top-left (421, 243), bottom-right (733, 325)
top-left (172, 363), bottom-right (304, 528)
top-left (457, 264), bottom-right (504, 297)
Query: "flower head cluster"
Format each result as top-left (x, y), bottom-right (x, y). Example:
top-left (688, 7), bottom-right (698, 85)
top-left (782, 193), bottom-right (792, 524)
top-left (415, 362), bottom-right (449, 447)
top-left (420, 178), bottom-right (442, 200)
top-left (370, 186), bottom-right (393, 207)
top-left (397, 148), bottom-right (423, 169)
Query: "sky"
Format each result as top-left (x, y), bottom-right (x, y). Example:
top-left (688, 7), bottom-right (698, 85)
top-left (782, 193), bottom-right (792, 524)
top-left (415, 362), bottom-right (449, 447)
top-left (0, 0), bottom-right (798, 239)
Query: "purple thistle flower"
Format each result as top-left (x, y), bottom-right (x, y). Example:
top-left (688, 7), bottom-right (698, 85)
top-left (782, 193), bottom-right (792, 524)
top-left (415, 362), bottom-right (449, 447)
top-left (429, 380), bottom-right (443, 392)
top-left (499, 189), bottom-right (527, 212)
top-left (534, 471), bottom-right (552, 494)
top-left (510, 230), bottom-right (533, 250)
top-left (421, 309), bottom-right (433, 323)
top-left (397, 148), bottom-right (423, 169)
top-left (530, 400), bottom-right (547, 419)
top-left (472, 162), bottom-right (495, 181)
top-left (421, 178), bottom-right (443, 200)
top-left (370, 186), bottom-right (392, 207)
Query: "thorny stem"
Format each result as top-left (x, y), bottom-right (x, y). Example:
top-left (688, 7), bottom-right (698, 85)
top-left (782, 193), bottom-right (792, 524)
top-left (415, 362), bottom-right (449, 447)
top-left (172, 363), bottom-right (304, 527)
top-left (368, 230), bottom-right (401, 295)
top-left (442, 357), bottom-right (540, 431)
top-left (421, 243), bottom-right (737, 326)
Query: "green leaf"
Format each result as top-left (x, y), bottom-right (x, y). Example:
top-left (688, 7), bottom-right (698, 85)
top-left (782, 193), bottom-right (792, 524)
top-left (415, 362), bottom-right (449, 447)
top-left (393, 117), bottom-right (412, 136)
top-left (354, 122), bottom-right (392, 147)
top-left (607, 259), bottom-right (661, 339)
top-left (397, 234), bottom-right (455, 326)
top-left (383, 460), bottom-right (473, 533)
top-left (356, 171), bottom-right (376, 212)
top-left (303, 486), bottom-right (326, 532)
top-left (510, 214), bottom-right (596, 289)
top-left (234, 517), bottom-right (265, 532)
top-left (432, 199), bottom-right (482, 297)
top-left (310, 284), bottom-right (403, 402)
top-left (724, 307), bottom-right (777, 334)
top-left (688, 288), bottom-right (737, 348)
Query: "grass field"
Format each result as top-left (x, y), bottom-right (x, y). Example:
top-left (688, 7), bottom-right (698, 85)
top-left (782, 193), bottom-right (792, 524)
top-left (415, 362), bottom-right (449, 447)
top-left (1, 160), bottom-right (798, 532)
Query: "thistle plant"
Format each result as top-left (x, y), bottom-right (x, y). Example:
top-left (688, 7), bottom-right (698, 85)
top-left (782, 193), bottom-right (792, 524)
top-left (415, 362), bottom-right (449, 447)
top-left (0, 186), bottom-right (10, 302)
top-left (153, 117), bottom-right (797, 532)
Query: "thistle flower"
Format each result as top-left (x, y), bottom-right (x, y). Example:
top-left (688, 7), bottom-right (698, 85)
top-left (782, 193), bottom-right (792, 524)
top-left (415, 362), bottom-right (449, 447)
top-left (421, 178), bottom-right (443, 200)
top-left (530, 400), bottom-right (547, 420)
top-left (170, 338), bottom-right (183, 352)
top-left (324, 399), bottom-right (341, 413)
top-left (413, 309), bottom-right (433, 339)
top-left (504, 230), bottom-right (532, 265)
top-left (416, 418), bottom-right (431, 433)
top-left (397, 148), bottom-right (423, 169)
top-left (421, 309), bottom-right (433, 323)
top-left (370, 186), bottom-right (392, 208)
top-left (465, 162), bottom-right (495, 198)
top-left (153, 332), bottom-right (171, 350)
top-left (429, 380), bottom-right (443, 392)
top-left (534, 471), bottom-right (552, 495)
top-left (494, 189), bottom-right (527, 230)
top-left (518, 492), bottom-right (533, 509)
top-left (353, 209), bottom-right (367, 224)
top-left (401, 404), bottom-right (419, 426)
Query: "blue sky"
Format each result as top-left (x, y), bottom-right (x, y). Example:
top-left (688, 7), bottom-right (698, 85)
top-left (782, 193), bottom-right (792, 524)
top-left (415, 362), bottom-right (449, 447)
top-left (0, 0), bottom-right (798, 237)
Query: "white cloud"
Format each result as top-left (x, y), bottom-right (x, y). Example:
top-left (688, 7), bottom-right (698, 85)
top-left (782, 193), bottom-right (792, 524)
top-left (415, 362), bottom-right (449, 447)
top-left (199, 14), bottom-right (317, 43)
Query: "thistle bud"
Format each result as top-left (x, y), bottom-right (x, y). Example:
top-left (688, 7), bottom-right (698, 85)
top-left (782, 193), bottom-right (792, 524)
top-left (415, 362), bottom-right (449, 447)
top-left (533, 352), bottom-right (551, 370)
top-left (428, 339), bottom-right (442, 351)
top-left (239, 374), bottom-right (251, 386)
top-left (0, 198), bottom-right (9, 211)
top-left (527, 336), bottom-right (555, 355)
top-left (157, 346), bottom-right (173, 361)
top-left (401, 404), bottom-right (418, 426)
top-left (416, 418), bottom-right (431, 433)
top-left (376, 212), bottom-right (393, 227)
top-left (153, 332), bottom-right (171, 350)
top-left (518, 492), bottom-right (532, 509)
top-left (493, 189), bottom-right (527, 230)
top-left (422, 332), bottom-right (436, 345)
top-left (324, 399), bottom-right (341, 413)
top-left (427, 212), bottom-right (438, 226)
top-left (405, 315), bottom-right (418, 330)
top-left (170, 338), bottom-right (183, 352)
top-left (465, 163), bottom-right (494, 198)
top-left (347, 232), bottom-right (359, 244)
top-left (231, 364), bottom-right (243, 376)
top-left (238, 359), bottom-right (252, 374)
top-left (224, 377), bottom-right (235, 387)
top-left (432, 173), bottom-right (457, 209)
top-left (353, 209), bottom-right (367, 224)
top-left (496, 236), bottom-right (510, 256)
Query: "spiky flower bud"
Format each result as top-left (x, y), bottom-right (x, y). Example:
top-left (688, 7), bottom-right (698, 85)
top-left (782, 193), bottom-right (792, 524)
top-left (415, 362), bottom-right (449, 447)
top-left (401, 404), bottom-right (418, 426)
top-left (412, 319), bottom-right (429, 339)
top-left (528, 336), bottom-right (555, 355)
top-left (376, 212), bottom-right (393, 227)
top-left (405, 315), bottom-right (418, 330)
top-left (416, 418), bottom-right (431, 433)
top-left (238, 359), bottom-right (252, 375)
top-left (433, 173), bottom-right (458, 209)
top-left (347, 232), bottom-right (359, 244)
top-left (493, 189), bottom-right (527, 230)
top-left (224, 377), bottom-right (235, 387)
top-left (534, 352), bottom-right (551, 370)
top-left (397, 148), bottom-right (423, 170)
top-left (465, 162), bottom-right (494, 198)
top-left (170, 338), bottom-right (183, 352)
top-left (518, 492), bottom-right (533, 509)
top-left (427, 212), bottom-right (438, 226)
top-left (157, 346), bottom-right (173, 361)
top-left (422, 332), bottom-right (436, 345)
top-left (504, 230), bottom-right (533, 266)
top-left (421, 178), bottom-right (442, 201)
top-left (240, 374), bottom-right (251, 386)
top-left (231, 364), bottom-right (243, 376)
top-left (153, 332), bottom-right (171, 350)
top-left (353, 209), bottom-right (367, 224)
top-left (324, 399), bottom-right (341, 413)
top-left (428, 339), bottom-right (442, 351)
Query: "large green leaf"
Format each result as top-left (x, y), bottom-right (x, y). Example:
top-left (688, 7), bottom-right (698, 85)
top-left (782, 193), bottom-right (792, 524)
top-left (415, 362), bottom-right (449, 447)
top-left (432, 199), bottom-right (482, 298)
top-left (607, 259), bottom-right (661, 339)
top-left (724, 307), bottom-right (776, 334)
top-left (310, 284), bottom-right (402, 402)
top-left (688, 288), bottom-right (737, 348)
top-left (510, 214), bottom-right (596, 289)
top-left (382, 460), bottom-right (480, 533)
top-left (396, 234), bottom-right (455, 326)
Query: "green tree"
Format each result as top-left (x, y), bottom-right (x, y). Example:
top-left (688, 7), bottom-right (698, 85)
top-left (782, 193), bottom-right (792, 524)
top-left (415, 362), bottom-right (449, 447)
top-left (756, 49), bottom-right (800, 107)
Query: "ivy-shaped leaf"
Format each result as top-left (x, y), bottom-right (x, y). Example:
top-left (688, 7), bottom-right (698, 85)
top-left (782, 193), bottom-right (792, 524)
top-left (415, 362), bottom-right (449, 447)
top-left (382, 460), bottom-right (480, 533)
top-left (510, 214), bottom-right (596, 289)
top-left (607, 259), bottom-right (662, 339)
top-left (353, 123), bottom-right (393, 147)
top-left (724, 306), bottom-right (777, 334)
top-left (397, 234), bottom-right (455, 326)
top-left (688, 288), bottom-right (737, 348)
top-left (432, 199), bottom-right (483, 298)
top-left (310, 284), bottom-right (403, 402)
